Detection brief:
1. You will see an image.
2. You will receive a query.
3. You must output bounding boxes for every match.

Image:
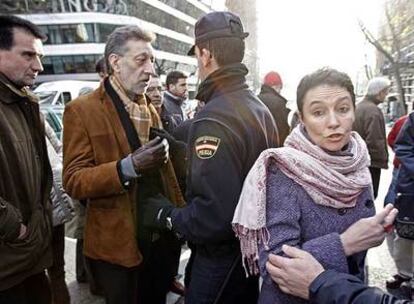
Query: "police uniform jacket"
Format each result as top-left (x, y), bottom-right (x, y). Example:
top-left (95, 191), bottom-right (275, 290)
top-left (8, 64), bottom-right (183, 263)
top-left (171, 63), bottom-right (279, 253)
top-left (310, 270), bottom-right (412, 304)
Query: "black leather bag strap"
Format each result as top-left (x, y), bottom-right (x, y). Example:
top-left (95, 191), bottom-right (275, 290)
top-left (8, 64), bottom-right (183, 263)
top-left (104, 77), bottom-right (141, 151)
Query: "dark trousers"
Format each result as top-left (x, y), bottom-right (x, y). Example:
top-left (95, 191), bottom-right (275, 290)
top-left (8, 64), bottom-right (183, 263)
top-left (0, 271), bottom-right (52, 304)
top-left (186, 250), bottom-right (259, 304)
top-left (88, 232), bottom-right (180, 304)
top-left (137, 232), bottom-right (181, 304)
top-left (159, 232), bottom-right (182, 285)
top-left (76, 239), bottom-right (87, 282)
top-left (369, 167), bottom-right (381, 199)
top-left (88, 257), bottom-right (138, 304)
top-left (76, 239), bottom-right (101, 295)
top-left (47, 224), bottom-right (70, 304)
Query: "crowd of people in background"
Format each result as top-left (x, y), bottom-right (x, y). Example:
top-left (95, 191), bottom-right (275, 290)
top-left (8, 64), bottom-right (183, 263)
top-left (0, 10), bottom-right (413, 304)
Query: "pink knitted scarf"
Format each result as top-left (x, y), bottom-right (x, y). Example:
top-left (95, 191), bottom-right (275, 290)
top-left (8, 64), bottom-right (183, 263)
top-left (232, 125), bottom-right (372, 276)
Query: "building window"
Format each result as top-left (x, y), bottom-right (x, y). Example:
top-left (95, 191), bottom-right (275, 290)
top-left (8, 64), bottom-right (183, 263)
top-left (154, 58), bottom-right (196, 75)
top-left (153, 34), bottom-right (192, 56)
top-left (157, 0), bottom-right (205, 19)
top-left (136, 2), bottom-right (194, 37)
top-left (98, 23), bottom-right (119, 42)
top-left (40, 24), bottom-right (95, 44)
top-left (39, 23), bottom-right (192, 55)
top-left (41, 54), bottom-right (195, 77)
top-left (41, 54), bottom-right (102, 74)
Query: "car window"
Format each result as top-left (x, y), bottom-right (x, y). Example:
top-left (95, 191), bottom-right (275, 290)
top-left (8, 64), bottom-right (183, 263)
top-left (41, 107), bottom-right (63, 140)
top-left (56, 92), bottom-right (71, 106)
top-left (36, 91), bottom-right (57, 105)
top-left (62, 92), bottom-right (72, 104)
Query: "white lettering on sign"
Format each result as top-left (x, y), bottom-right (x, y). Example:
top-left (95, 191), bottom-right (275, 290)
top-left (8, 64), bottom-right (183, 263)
top-left (58, 0), bottom-right (128, 14)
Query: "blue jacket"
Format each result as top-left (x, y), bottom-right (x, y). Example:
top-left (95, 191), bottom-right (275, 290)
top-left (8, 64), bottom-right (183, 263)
top-left (171, 64), bottom-right (279, 252)
top-left (162, 91), bottom-right (186, 133)
top-left (395, 112), bottom-right (414, 194)
top-left (310, 270), bottom-right (412, 304)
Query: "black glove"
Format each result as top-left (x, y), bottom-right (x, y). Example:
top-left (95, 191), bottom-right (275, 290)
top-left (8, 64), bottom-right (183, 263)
top-left (150, 127), bottom-right (186, 153)
top-left (141, 194), bottom-right (174, 231)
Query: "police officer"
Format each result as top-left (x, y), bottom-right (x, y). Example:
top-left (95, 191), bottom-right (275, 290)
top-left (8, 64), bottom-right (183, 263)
top-left (142, 11), bottom-right (279, 304)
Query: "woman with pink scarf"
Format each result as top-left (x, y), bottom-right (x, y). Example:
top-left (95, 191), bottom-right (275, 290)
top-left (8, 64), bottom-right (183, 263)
top-left (233, 68), bottom-right (386, 303)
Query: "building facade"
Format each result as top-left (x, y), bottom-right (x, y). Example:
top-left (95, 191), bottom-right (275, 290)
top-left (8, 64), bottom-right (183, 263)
top-left (225, 0), bottom-right (259, 90)
top-left (375, 0), bottom-right (414, 112)
top-left (1, 0), bottom-right (211, 88)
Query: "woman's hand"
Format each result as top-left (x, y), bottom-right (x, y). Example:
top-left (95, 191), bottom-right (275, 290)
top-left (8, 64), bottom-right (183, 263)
top-left (340, 204), bottom-right (398, 256)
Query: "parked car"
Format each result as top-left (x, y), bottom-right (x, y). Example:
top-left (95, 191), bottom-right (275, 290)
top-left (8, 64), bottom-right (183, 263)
top-left (41, 106), bottom-right (64, 140)
top-left (35, 80), bottom-right (99, 106)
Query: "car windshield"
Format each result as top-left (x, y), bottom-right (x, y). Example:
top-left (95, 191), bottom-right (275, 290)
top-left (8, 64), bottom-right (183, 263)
top-left (36, 91), bottom-right (57, 105)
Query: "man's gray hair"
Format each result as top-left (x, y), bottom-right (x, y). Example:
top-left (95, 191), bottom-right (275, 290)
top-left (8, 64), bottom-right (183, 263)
top-left (104, 25), bottom-right (155, 74)
top-left (365, 77), bottom-right (391, 96)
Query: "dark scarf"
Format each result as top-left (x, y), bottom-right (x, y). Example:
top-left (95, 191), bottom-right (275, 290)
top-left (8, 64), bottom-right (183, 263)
top-left (104, 78), bottom-right (185, 207)
top-left (196, 63), bottom-right (249, 103)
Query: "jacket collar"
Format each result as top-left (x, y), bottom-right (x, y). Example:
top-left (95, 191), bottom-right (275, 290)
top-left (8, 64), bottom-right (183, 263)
top-left (196, 63), bottom-right (249, 103)
top-left (164, 90), bottom-right (185, 105)
top-left (0, 73), bottom-right (38, 104)
top-left (363, 95), bottom-right (382, 105)
top-left (259, 84), bottom-right (287, 103)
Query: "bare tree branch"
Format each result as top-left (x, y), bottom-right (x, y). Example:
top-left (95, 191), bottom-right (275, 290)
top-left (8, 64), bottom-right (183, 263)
top-left (358, 19), bottom-right (395, 63)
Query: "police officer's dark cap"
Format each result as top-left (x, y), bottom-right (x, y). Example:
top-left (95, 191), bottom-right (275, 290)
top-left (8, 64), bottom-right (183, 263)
top-left (187, 11), bottom-right (249, 56)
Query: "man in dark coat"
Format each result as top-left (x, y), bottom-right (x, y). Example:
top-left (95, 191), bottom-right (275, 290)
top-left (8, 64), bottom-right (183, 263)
top-left (386, 112), bottom-right (414, 296)
top-left (162, 70), bottom-right (188, 133)
top-left (258, 71), bottom-right (289, 144)
top-left (395, 111), bottom-right (414, 195)
top-left (0, 15), bottom-right (53, 303)
top-left (353, 77), bottom-right (390, 199)
top-left (142, 11), bottom-right (279, 304)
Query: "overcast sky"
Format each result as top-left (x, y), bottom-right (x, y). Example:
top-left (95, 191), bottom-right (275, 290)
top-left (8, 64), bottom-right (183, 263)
top-left (257, 0), bottom-right (384, 100)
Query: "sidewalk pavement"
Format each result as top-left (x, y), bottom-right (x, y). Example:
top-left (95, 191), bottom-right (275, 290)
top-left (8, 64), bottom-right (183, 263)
top-left (64, 238), bottom-right (188, 304)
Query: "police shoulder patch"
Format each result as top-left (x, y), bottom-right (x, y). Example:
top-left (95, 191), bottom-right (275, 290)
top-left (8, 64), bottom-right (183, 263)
top-left (195, 136), bottom-right (221, 159)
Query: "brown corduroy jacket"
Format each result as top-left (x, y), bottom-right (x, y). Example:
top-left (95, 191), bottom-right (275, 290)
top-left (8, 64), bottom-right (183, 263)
top-left (63, 83), bottom-right (184, 267)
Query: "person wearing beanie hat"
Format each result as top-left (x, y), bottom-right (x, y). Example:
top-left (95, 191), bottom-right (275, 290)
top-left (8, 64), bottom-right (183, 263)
top-left (353, 76), bottom-right (391, 198)
top-left (264, 71), bottom-right (283, 91)
top-left (258, 71), bottom-right (290, 144)
top-left (141, 10), bottom-right (279, 304)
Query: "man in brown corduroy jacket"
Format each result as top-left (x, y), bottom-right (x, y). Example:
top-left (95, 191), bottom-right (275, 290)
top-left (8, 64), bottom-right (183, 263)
top-left (63, 25), bottom-right (184, 304)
